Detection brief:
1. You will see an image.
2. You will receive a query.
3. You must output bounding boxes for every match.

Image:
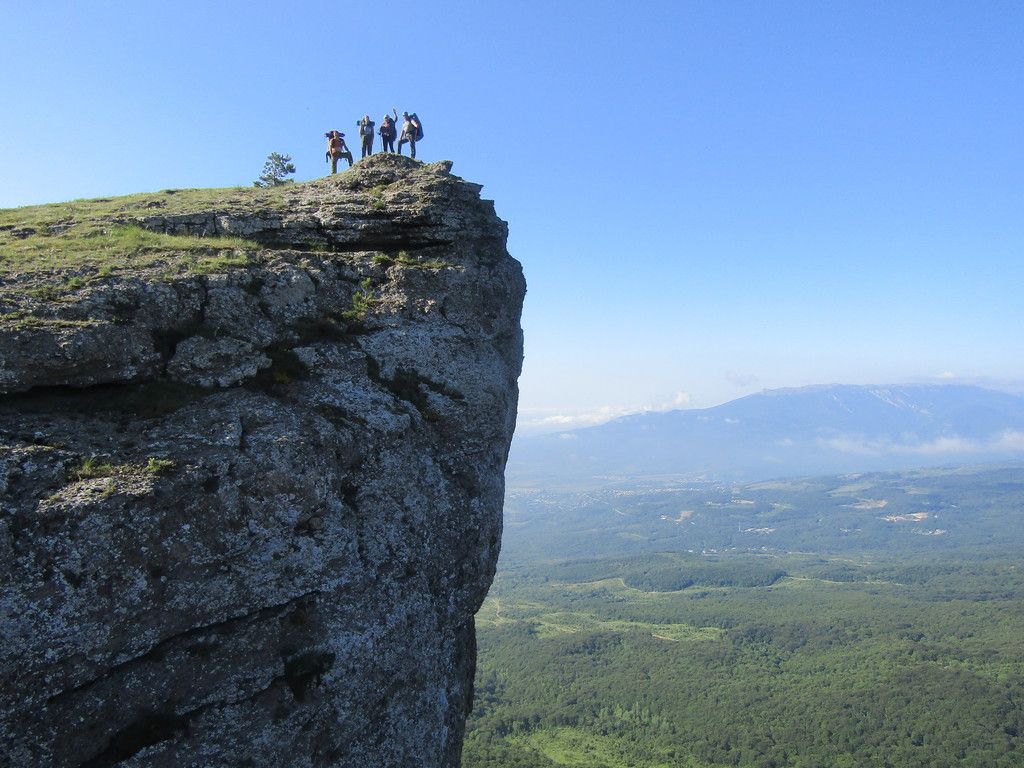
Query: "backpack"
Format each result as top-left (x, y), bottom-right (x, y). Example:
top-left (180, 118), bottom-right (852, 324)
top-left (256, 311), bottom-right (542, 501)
top-left (381, 120), bottom-right (396, 139)
top-left (329, 136), bottom-right (344, 152)
top-left (360, 121), bottom-right (374, 136)
top-left (410, 113), bottom-right (424, 141)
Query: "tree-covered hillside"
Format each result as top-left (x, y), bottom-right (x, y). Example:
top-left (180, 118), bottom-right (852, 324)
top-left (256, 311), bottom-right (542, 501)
top-left (464, 552), bottom-right (1024, 767)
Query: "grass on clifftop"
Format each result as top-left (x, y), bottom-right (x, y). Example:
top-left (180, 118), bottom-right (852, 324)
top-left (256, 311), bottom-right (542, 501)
top-left (0, 163), bottom-right (442, 305)
top-left (0, 185), bottom-right (289, 282)
top-left (2, 184), bottom-right (290, 231)
top-left (3, 225), bottom-right (255, 282)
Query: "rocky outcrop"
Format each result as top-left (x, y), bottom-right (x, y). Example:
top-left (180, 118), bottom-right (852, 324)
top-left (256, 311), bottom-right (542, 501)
top-left (0, 155), bottom-right (525, 767)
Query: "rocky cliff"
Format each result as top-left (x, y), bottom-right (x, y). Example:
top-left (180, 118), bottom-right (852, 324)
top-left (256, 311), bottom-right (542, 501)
top-left (0, 155), bottom-right (525, 767)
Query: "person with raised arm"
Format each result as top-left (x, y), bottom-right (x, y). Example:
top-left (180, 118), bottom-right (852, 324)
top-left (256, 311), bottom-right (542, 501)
top-left (379, 111), bottom-right (397, 153)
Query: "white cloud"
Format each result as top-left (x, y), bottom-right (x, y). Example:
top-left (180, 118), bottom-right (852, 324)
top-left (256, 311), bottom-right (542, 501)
top-left (818, 436), bottom-right (880, 455)
top-left (936, 371), bottom-right (956, 380)
top-left (668, 391), bottom-right (692, 407)
top-left (993, 430), bottom-right (1024, 451)
top-left (516, 391), bottom-right (694, 436)
top-left (819, 430), bottom-right (1024, 456)
top-left (896, 437), bottom-right (981, 455)
top-left (538, 414), bottom-right (588, 426)
top-left (515, 405), bottom-right (643, 434)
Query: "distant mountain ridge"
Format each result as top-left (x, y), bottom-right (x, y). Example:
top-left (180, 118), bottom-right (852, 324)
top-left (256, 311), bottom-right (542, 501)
top-left (509, 384), bottom-right (1024, 485)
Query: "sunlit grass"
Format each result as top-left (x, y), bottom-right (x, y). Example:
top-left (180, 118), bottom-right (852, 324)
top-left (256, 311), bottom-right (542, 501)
top-left (0, 224), bottom-right (257, 279)
top-left (510, 727), bottom-right (721, 768)
top-left (530, 610), bottom-right (724, 642)
top-left (0, 184), bottom-right (301, 287)
top-left (476, 593), bottom-right (724, 642)
top-left (0, 185), bottom-right (290, 233)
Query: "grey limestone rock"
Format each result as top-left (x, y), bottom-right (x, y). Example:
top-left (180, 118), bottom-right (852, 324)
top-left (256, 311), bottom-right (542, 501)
top-left (0, 155), bottom-right (525, 767)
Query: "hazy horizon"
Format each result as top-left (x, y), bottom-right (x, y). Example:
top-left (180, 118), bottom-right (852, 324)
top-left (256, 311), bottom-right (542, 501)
top-left (515, 377), bottom-right (1024, 436)
top-left (4, 1), bottom-right (1022, 430)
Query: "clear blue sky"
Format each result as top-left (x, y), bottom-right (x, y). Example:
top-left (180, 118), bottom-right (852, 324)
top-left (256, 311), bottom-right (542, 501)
top-left (4, 1), bottom-right (1022, 434)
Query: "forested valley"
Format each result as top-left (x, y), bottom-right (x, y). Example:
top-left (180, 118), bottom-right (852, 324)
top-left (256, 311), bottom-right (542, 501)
top-left (463, 466), bottom-right (1024, 767)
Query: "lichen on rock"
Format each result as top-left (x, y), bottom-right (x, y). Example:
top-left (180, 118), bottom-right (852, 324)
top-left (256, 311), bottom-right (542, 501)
top-left (0, 155), bottom-right (525, 767)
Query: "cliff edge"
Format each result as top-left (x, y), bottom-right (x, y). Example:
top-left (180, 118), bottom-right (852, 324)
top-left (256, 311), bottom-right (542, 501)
top-left (0, 155), bottom-right (525, 767)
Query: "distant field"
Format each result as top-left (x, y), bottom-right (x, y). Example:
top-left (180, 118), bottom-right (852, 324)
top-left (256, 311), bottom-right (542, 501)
top-left (500, 464), bottom-right (1024, 563)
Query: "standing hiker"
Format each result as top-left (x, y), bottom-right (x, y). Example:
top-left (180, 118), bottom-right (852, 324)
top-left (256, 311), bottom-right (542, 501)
top-left (325, 131), bottom-right (353, 173)
top-left (357, 114), bottom-right (375, 158)
top-left (379, 113), bottom-right (397, 153)
top-left (397, 110), bottom-right (421, 159)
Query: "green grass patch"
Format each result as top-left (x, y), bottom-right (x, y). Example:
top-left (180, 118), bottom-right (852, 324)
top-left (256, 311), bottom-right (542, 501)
top-left (341, 277), bottom-right (381, 322)
top-left (531, 610), bottom-right (723, 642)
top-left (371, 250), bottom-right (453, 270)
top-left (477, 595), bottom-right (723, 642)
top-left (144, 457), bottom-right (176, 475)
top-left (509, 727), bottom-right (713, 768)
top-left (0, 183), bottom-right (309, 286)
top-left (0, 185), bottom-right (292, 234)
top-left (73, 457), bottom-right (116, 480)
top-left (73, 455), bottom-right (178, 482)
top-left (0, 224), bottom-right (257, 280)
top-left (0, 311), bottom-right (97, 330)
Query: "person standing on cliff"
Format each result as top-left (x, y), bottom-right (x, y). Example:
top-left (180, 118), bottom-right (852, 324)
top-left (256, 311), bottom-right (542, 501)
top-left (397, 110), bottom-right (418, 159)
top-left (379, 113), bottom-right (397, 153)
top-left (357, 115), bottom-right (375, 158)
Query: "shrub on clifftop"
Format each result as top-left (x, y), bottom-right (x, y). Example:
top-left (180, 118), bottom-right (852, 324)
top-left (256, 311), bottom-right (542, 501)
top-left (253, 152), bottom-right (296, 187)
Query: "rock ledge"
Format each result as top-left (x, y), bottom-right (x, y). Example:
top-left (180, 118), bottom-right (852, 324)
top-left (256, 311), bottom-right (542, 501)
top-left (0, 155), bottom-right (525, 767)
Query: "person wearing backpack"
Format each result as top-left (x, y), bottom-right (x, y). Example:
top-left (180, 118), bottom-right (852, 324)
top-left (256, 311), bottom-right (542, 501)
top-left (324, 131), bottom-right (353, 173)
top-left (397, 110), bottom-right (420, 159)
top-left (356, 115), bottom-right (375, 158)
top-left (379, 113), bottom-right (397, 153)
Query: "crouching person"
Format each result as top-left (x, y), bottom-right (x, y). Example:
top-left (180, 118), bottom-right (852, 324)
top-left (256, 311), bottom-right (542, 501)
top-left (325, 131), bottom-right (353, 173)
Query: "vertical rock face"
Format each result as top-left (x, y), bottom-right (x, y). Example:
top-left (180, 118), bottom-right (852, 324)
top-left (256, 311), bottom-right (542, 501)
top-left (0, 155), bottom-right (525, 767)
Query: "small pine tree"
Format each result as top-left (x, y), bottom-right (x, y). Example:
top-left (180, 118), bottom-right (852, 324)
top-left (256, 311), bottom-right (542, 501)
top-left (253, 152), bottom-right (296, 187)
